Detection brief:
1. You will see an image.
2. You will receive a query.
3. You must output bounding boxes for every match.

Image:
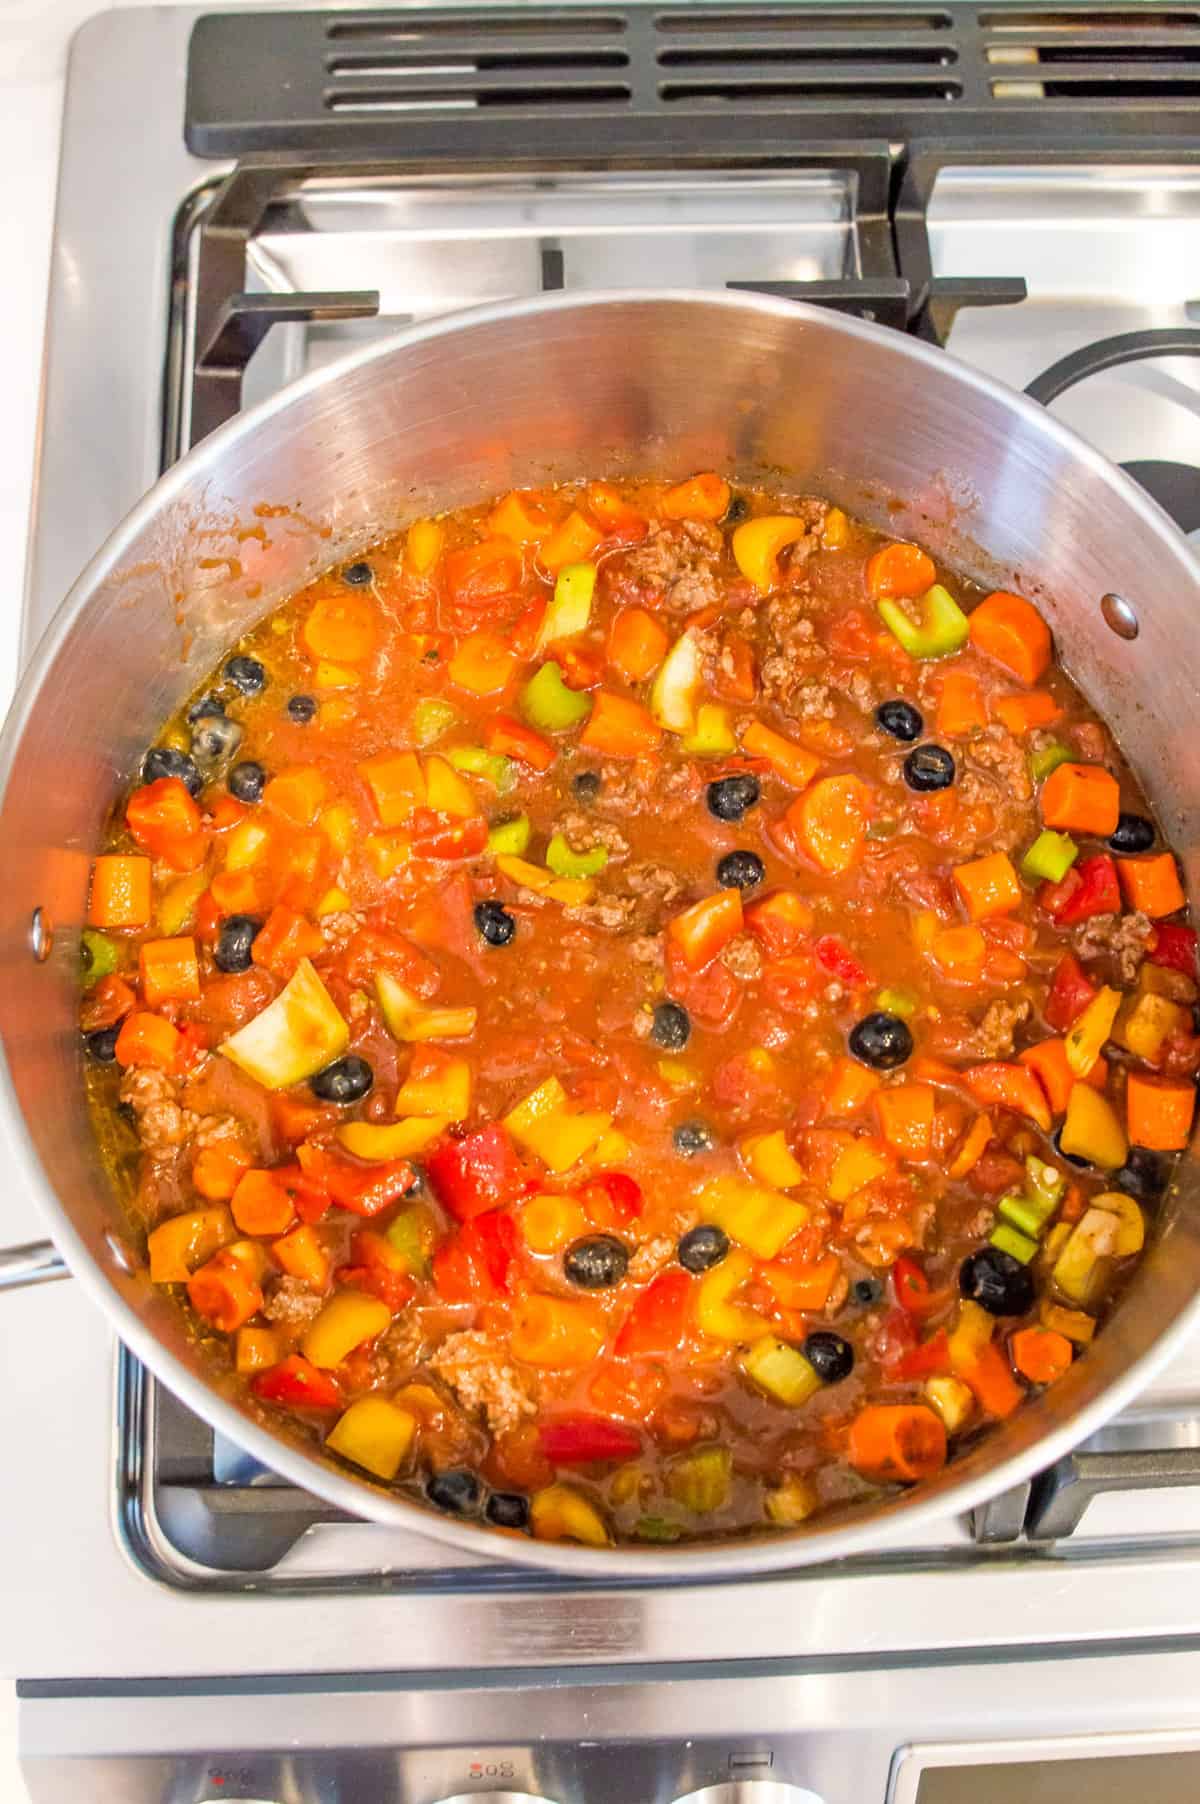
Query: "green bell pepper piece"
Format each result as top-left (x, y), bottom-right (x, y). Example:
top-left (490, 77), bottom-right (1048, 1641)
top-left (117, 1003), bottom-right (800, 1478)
top-left (989, 1222), bottom-right (1038, 1265)
top-left (520, 661), bottom-right (592, 733)
top-left (634, 1515), bottom-right (684, 1543)
top-left (877, 584), bottom-right (969, 660)
top-left (536, 562), bottom-right (596, 651)
top-left (446, 745), bottom-right (516, 795)
top-left (1021, 829), bottom-right (1079, 885)
top-left (80, 929), bottom-right (119, 989)
top-left (1029, 739), bottom-right (1072, 785)
top-left (545, 832), bottom-right (608, 879)
top-left (665, 1444), bottom-right (733, 1514)
top-left (411, 697), bottom-right (459, 746)
top-left (384, 1208), bottom-right (431, 1279)
top-left (487, 814), bottom-right (532, 857)
top-left (876, 986), bottom-right (918, 1019)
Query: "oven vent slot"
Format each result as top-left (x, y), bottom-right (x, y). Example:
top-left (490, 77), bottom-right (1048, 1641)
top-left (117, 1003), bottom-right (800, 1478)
top-left (654, 7), bottom-right (959, 104)
top-left (981, 7), bottom-right (1200, 99)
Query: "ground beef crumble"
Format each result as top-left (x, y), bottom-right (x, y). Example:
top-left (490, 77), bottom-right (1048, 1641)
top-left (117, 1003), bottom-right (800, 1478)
top-left (428, 1330), bottom-right (537, 1438)
top-left (119, 1068), bottom-right (196, 1155)
top-left (721, 934), bottom-right (764, 981)
top-left (618, 519), bottom-right (723, 614)
top-left (1074, 909), bottom-right (1153, 983)
top-left (262, 1277), bottom-right (323, 1327)
top-left (555, 809), bottom-right (631, 861)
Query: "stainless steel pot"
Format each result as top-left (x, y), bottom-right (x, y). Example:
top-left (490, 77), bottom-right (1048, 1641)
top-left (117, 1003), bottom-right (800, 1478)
top-left (1, 290), bottom-right (1198, 1576)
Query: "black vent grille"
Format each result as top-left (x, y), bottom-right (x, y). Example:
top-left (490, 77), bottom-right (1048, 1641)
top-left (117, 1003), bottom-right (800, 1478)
top-left (186, 3), bottom-right (1200, 155)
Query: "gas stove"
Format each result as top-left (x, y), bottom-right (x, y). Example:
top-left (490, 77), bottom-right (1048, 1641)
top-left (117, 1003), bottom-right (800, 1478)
top-left (12, 3), bottom-right (1200, 1800)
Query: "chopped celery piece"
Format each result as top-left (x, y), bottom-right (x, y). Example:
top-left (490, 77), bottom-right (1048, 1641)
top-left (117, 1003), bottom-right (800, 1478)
top-left (412, 697), bottom-right (459, 746)
top-left (446, 745), bottom-right (516, 794)
top-left (487, 813), bottom-right (532, 857)
top-left (1029, 739), bottom-right (1072, 785)
top-left (998, 1191), bottom-right (1055, 1240)
top-left (877, 584), bottom-right (969, 659)
top-left (537, 561), bottom-right (596, 650)
top-left (665, 1444), bottom-right (733, 1513)
top-left (650, 630), bottom-right (702, 733)
top-left (876, 985), bottom-right (918, 1019)
top-left (521, 661), bottom-right (592, 733)
top-left (989, 1222), bottom-right (1038, 1265)
top-left (634, 1515), bottom-right (684, 1543)
top-left (1021, 829), bottom-right (1079, 884)
top-left (80, 929), bottom-right (118, 988)
top-left (1025, 1155), bottom-right (1066, 1213)
top-left (741, 1334), bottom-right (823, 1406)
top-left (545, 832), bottom-right (608, 879)
top-left (681, 703), bottom-right (736, 756)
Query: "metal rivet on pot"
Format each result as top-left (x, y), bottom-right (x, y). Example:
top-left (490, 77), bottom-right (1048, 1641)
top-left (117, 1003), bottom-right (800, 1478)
top-left (1101, 592), bottom-right (1139, 640)
top-left (104, 1231), bottom-right (136, 1277)
top-left (30, 907), bottom-right (52, 963)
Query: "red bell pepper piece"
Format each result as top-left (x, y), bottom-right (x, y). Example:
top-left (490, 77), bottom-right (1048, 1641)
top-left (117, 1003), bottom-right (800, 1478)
top-left (252, 1354), bottom-right (342, 1412)
top-left (125, 777), bottom-right (207, 871)
top-left (1038, 853), bottom-right (1120, 925)
top-left (613, 1268), bottom-right (694, 1359)
top-left (538, 1414), bottom-right (642, 1465)
top-left (409, 810), bottom-right (489, 862)
top-left (892, 1255), bottom-right (952, 1321)
top-left (892, 1327), bottom-right (951, 1381)
top-left (431, 1211), bottom-right (518, 1302)
top-left (487, 714), bottom-right (557, 772)
top-left (1043, 951), bottom-right (1098, 1032)
top-left (578, 1171), bottom-right (643, 1224)
top-left (295, 1145), bottom-right (414, 1219)
top-left (1148, 923), bottom-right (1198, 977)
top-left (814, 934), bottom-right (869, 987)
top-left (337, 1230), bottom-right (418, 1310)
top-left (427, 1123), bottom-right (529, 1221)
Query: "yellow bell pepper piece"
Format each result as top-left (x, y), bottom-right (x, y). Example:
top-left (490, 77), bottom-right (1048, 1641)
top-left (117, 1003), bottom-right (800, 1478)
top-left (319, 698), bottom-right (357, 729)
top-left (765, 1473), bottom-right (820, 1525)
top-left (1059, 1082), bottom-right (1128, 1169)
top-left (657, 1058), bottom-right (701, 1091)
top-left (694, 1248), bottom-right (772, 1343)
top-left (519, 1193), bottom-right (591, 1254)
top-left (301, 1289), bottom-right (394, 1368)
top-left (521, 1110), bottom-right (613, 1174)
top-left (336, 1118), bottom-right (450, 1161)
top-left (530, 1483), bottom-right (611, 1547)
top-left (365, 833), bottom-right (412, 878)
top-left (699, 1176), bottom-right (809, 1260)
top-left (424, 754), bottom-right (480, 819)
top-left (326, 1396), bottom-right (418, 1481)
top-left (740, 1129), bottom-right (806, 1190)
top-left (923, 1374), bottom-right (975, 1433)
top-left (827, 1138), bottom-right (890, 1204)
top-left (314, 659), bottom-right (360, 691)
top-left (494, 853), bottom-right (594, 908)
top-left (395, 1055), bottom-right (472, 1121)
top-left (1064, 985), bottom-right (1122, 1077)
top-left (375, 971), bottom-right (477, 1042)
top-left (318, 802), bottom-right (357, 856)
top-left (948, 1299), bottom-right (995, 1375)
top-left (583, 1127), bottom-right (633, 1170)
top-left (225, 819), bottom-right (272, 871)
top-left (147, 1205), bottom-right (236, 1283)
top-left (1052, 1207), bottom-right (1119, 1307)
top-left (731, 515), bottom-right (810, 594)
top-left (405, 517), bottom-right (444, 574)
top-left (1039, 1299), bottom-right (1097, 1344)
top-left (225, 1238), bottom-right (273, 1282)
top-left (821, 507), bottom-right (849, 549)
top-left (156, 867), bottom-right (209, 936)
top-left (1114, 990), bottom-right (1189, 1063)
top-left (235, 1326), bottom-right (281, 1375)
top-left (315, 885), bottom-right (352, 918)
top-left (505, 1076), bottom-right (569, 1139)
top-left (1093, 1189), bottom-right (1145, 1256)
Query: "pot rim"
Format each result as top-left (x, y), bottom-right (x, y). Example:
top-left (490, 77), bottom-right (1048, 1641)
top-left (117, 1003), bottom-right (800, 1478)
top-left (4, 286), bottom-right (1199, 1578)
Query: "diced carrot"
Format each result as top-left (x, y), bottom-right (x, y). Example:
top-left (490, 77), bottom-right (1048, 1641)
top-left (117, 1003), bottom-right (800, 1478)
top-left (487, 714), bottom-right (557, 772)
top-left (1018, 1038), bottom-right (1075, 1117)
top-left (262, 765), bottom-right (329, 829)
top-left (230, 1168), bottom-right (297, 1238)
top-left (666, 889), bottom-right (744, 972)
top-left (447, 630), bottom-right (519, 696)
top-left (714, 634), bottom-right (757, 702)
top-left (968, 590), bottom-right (1052, 687)
top-left (947, 1112), bottom-right (993, 1180)
top-left (186, 1249), bottom-right (263, 1333)
top-left (963, 1340), bottom-right (1024, 1418)
top-left (539, 510), bottom-right (602, 575)
top-left (963, 1062), bottom-right (1052, 1133)
top-left (580, 692), bottom-right (663, 759)
top-left (847, 1403), bottom-right (947, 1482)
top-left (929, 924), bottom-right (987, 980)
top-left (511, 1293), bottom-right (606, 1366)
top-left (909, 1055), bottom-right (964, 1089)
top-left (1011, 1326), bottom-right (1073, 1385)
top-left (757, 1251), bottom-right (841, 1311)
top-left (209, 870), bottom-right (261, 917)
top-left (991, 690), bottom-right (1062, 735)
top-left (126, 778), bottom-right (207, 872)
top-left (586, 481), bottom-right (647, 536)
top-left (865, 543), bottom-right (936, 600)
top-left (272, 1223), bottom-right (331, 1290)
top-left (608, 607), bottom-right (669, 682)
top-left (789, 774), bottom-right (870, 874)
top-left (952, 851), bottom-right (1021, 922)
top-left (1126, 1071), bottom-right (1196, 1151)
top-left (139, 936), bottom-right (201, 1007)
top-left (192, 1140), bottom-right (253, 1201)
top-left (741, 720), bottom-right (822, 791)
top-left (873, 1083), bottom-right (935, 1159)
top-left (487, 490), bottom-right (554, 546)
top-left (660, 472), bottom-right (731, 522)
top-left (935, 670), bottom-right (987, 737)
top-left (1117, 853), bottom-right (1186, 920)
top-left (443, 538), bottom-right (523, 613)
top-left (208, 793), bottom-right (247, 832)
top-left (88, 855), bottom-right (152, 929)
top-left (1039, 761), bottom-right (1120, 837)
top-left (114, 1011), bottom-right (182, 1070)
top-left (270, 1094), bottom-right (340, 1148)
top-left (301, 590), bottom-right (379, 663)
top-left (358, 751), bottom-right (426, 827)
top-left (251, 905), bottom-right (324, 976)
top-left (744, 889), bottom-right (814, 958)
top-left (823, 1056), bottom-right (882, 1117)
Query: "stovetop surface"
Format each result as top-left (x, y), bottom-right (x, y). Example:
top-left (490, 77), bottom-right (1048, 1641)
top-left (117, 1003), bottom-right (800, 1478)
top-left (16, 0), bottom-right (1200, 1674)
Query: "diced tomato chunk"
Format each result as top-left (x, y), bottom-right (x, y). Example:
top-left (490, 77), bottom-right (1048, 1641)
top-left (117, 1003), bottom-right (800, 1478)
top-left (427, 1123), bottom-right (529, 1221)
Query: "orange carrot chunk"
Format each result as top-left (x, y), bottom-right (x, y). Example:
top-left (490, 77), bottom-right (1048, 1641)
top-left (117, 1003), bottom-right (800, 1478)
top-left (187, 1249), bottom-right (263, 1333)
top-left (666, 889), bottom-right (744, 971)
top-left (963, 1340), bottom-right (1024, 1418)
top-left (88, 855), bottom-right (152, 929)
top-left (230, 1168), bottom-right (297, 1238)
top-left (1039, 761), bottom-right (1120, 837)
top-left (301, 590), bottom-right (379, 663)
top-left (873, 1083), bottom-right (935, 1159)
top-left (579, 692), bottom-right (663, 759)
top-left (607, 607), bottom-right (670, 683)
top-left (791, 774), bottom-right (871, 874)
top-left (660, 472), bottom-right (731, 522)
top-left (114, 1011), bottom-right (182, 1071)
top-left (192, 1141), bottom-right (253, 1201)
top-left (823, 1056), bottom-right (882, 1117)
top-left (847, 1404), bottom-right (947, 1483)
top-left (865, 543), bottom-right (936, 600)
top-left (968, 590), bottom-right (1052, 686)
top-left (963, 1062), bottom-right (1053, 1133)
top-left (1011, 1326), bottom-right (1073, 1386)
top-left (947, 1112), bottom-right (993, 1180)
top-left (139, 936), bottom-right (201, 1007)
top-left (991, 690), bottom-right (1063, 735)
top-left (935, 670), bottom-right (987, 738)
top-left (952, 851), bottom-right (1021, 922)
top-left (1116, 852), bottom-right (1186, 920)
top-left (741, 720), bottom-right (823, 791)
top-left (1126, 1072), bottom-right (1196, 1151)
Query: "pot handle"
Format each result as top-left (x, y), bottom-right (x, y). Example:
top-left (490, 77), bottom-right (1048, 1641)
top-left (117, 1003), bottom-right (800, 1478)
top-left (1025, 327), bottom-right (1200, 406)
top-left (0, 1239), bottom-right (70, 1291)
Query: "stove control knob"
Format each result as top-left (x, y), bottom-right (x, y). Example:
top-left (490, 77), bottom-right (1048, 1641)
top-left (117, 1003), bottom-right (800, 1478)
top-left (672, 1786), bottom-right (825, 1804)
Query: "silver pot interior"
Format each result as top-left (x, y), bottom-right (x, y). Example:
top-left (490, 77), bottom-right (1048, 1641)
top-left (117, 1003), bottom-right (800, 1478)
top-left (1, 291), bottom-right (1198, 1576)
